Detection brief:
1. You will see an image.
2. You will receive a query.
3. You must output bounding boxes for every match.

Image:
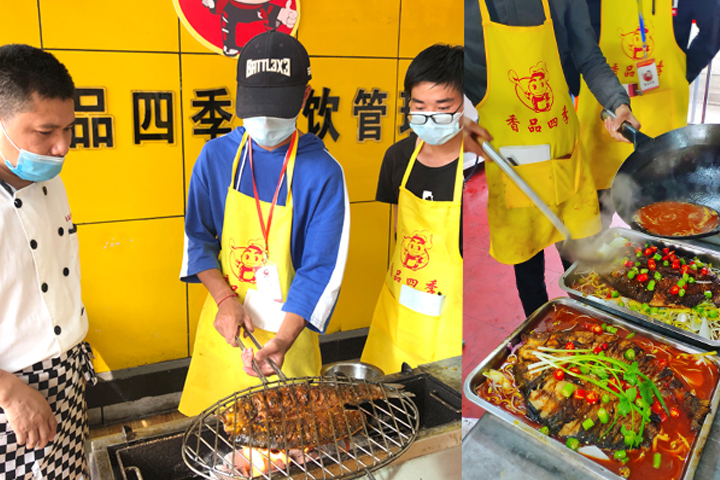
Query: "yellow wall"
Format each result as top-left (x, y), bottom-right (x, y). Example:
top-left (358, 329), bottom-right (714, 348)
top-left (0, 0), bottom-right (462, 373)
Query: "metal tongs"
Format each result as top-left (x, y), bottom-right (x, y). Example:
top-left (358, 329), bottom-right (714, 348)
top-left (479, 140), bottom-right (572, 242)
top-left (235, 324), bottom-right (288, 383)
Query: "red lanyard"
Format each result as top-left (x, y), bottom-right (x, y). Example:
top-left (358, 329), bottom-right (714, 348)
top-left (247, 131), bottom-right (297, 261)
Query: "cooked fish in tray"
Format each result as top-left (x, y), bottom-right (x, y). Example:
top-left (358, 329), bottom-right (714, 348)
top-left (469, 299), bottom-right (720, 480)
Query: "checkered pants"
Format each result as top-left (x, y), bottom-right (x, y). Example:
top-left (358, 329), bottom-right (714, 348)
top-left (0, 342), bottom-right (96, 479)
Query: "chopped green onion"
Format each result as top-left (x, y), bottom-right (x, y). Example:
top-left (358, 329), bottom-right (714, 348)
top-left (566, 437), bottom-right (580, 451)
top-left (561, 382), bottom-right (575, 398)
top-left (653, 452), bottom-right (662, 469)
top-left (598, 408), bottom-right (609, 424)
top-left (650, 307), bottom-right (659, 314)
top-left (582, 418), bottom-right (595, 430)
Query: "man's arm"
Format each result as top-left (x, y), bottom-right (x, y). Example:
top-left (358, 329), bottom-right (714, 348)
top-left (0, 369), bottom-right (57, 450)
top-left (682, 0), bottom-right (720, 83)
top-left (465, 0), bottom-right (487, 105)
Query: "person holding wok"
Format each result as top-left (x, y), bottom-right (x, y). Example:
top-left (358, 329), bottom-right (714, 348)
top-left (179, 31), bottom-right (349, 416)
top-left (576, 0), bottom-right (720, 220)
top-left (464, 0), bottom-right (642, 317)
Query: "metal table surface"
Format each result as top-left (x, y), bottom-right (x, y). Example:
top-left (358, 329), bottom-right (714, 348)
top-left (462, 406), bottom-right (720, 480)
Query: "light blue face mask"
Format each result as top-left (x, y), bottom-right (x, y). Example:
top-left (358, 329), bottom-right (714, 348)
top-left (0, 120), bottom-right (65, 182)
top-left (409, 111), bottom-right (462, 146)
top-left (242, 116), bottom-right (298, 148)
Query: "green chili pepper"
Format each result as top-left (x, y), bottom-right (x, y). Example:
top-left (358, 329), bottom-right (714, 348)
top-left (689, 277), bottom-right (696, 284)
top-left (597, 408), bottom-right (609, 424)
top-left (617, 301), bottom-right (625, 307)
top-left (647, 280), bottom-right (656, 291)
top-left (677, 279), bottom-right (686, 288)
top-left (624, 434), bottom-right (634, 447)
top-left (566, 438), bottom-right (580, 451)
top-left (582, 418), bottom-right (595, 431)
top-left (635, 397), bottom-right (645, 409)
top-left (653, 253), bottom-right (662, 261)
top-left (663, 260), bottom-right (670, 267)
top-left (710, 310), bottom-right (718, 319)
top-left (683, 272), bottom-right (689, 281)
top-left (706, 291), bottom-right (713, 299)
top-left (653, 452), bottom-right (662, 469)
top-left (602, 394), bottom-right (610, 404)
top-left (614, 450), bottom-right (627, 460)
top-left (691, 263), bottom-right (698, 270)
top-left (561, 383), bottom-right (575, 398)
top-left (539, 426), bottom-right (550, 435)
top-left (626, 332), bottom-right (635, 339)
top-left (654, 271), bottom-right (662, 281)
top-left (627, 271), bottom-right (636, 280)
top-left (681, 258), bottom-right (687, 265)
top-left (637, 251), bottom-right (643, 257)
top-left (641, 268), bottom-right (649, 274)
top-left (611, 291), bottom-right (620, 298)
top-left (650, 307), bottom-right (659, 314)
top-left (625, 349), bottom-right (636, 360)
top-left (679, 288), bottom-right (686, 298)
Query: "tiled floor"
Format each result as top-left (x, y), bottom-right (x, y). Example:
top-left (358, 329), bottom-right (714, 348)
top-left (462, 165), bottom-right (569, 419)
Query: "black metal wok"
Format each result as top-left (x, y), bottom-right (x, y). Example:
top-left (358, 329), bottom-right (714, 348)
top-left (605, 110), bottom-right (720, 239)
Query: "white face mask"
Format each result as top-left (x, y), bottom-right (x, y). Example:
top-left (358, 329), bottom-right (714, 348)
top-left (242, 116), bottom-right (298, 147)
top-left (408, 111), bottom-right (462, 146)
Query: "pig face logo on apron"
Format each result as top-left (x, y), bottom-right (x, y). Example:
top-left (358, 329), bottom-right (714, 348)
top-left (229, 239), bottom-right (266, 284)
top-left (173, 0), bottom-right (300, 57)
top-left (508, 62), bottom-right (555, 113)
top-left (401, 231), bottom-right (433, 271)
top-left (619, 25), bottom-right (655, 60)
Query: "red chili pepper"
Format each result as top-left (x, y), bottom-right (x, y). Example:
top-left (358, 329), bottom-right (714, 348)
top-left (701, 267), bottom-right (709, 276)
top-left (586, 391), bottom-right (599, 405)
top-left (670, 407), bottom-right (681, 418)
top-left (592, 325), bottom-right (603, 334)
top-left (569, 367), bottom-right (581, 375)
top-left (660, 412), bottom-right (668, 422)
top-left (658, 358), bottom-right (669, 369)
top-left (606, 292), bottom-right (612, 299)
top-left (593, 346), bottom-right (602, 354)
top-left (637, 273), bottom-right (649, 282)
top-left (672, 261), bottom-right (681, 270)
top-left (671, 285), bottom-right (680, 295)
top-left (644, 248), bottom-right (653, 256)
top-left (690, 260), bottom-right (696, 265)
top-left (648, 260), bottom-right (656, 270)
top-left (651, 400), bottom-right (663, 414)
top-left (635, 247), bottom-right (641, 254)
top-left (601, 342), bottom-right (608, 351)
top-left (565, 342), bottom-right (575, 350)
top-left (651, 246), bottom-right (658, 253)
top-left (574, 389), bottom-right (586, 400)
top-left (554, 369), bottom-right (565, 381)
top-left (681, 264), bottom-right (690, 274)
top-left (663, 247), bottom-right (670, 254)
top-left (626, 242), bottom-right (633, 247)
top-left (624, 260), bottom-right (634, 268)
top-left (662, 255), bottom-right (669, 261)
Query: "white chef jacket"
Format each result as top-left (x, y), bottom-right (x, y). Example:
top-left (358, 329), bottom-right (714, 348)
top-left (0, 176), bottom-right (88, 373)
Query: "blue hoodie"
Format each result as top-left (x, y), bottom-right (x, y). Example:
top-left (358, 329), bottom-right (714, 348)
top-left (181, 127), bottom-right (349, 333)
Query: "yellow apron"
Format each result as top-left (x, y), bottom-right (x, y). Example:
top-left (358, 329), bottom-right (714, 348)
top-left (577, 0), bottom-right (688, 190)
top-left (476, 0), bottom-right (601, 265)
top-left (179, 132), bottom-right (321, 417)
top-left (361, 140), bottom-right (463, 374)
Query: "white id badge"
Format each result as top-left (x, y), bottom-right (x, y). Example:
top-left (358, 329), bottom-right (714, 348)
top-left (636, 58), bottom-right (660, 93)
top-left (243, 289), bottom-right (285, 333)
top-left (399, 284), bottom-right (445, 317)
top-left (499, 144), bottom-right (551, 166)
top-left (254, 262), bottom-right (283, 302)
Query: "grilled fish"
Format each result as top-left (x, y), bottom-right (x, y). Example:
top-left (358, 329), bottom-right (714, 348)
top-left (514, 331), bottom-right (711, 451)
top-left (220, 383), bottom-right (395, 449)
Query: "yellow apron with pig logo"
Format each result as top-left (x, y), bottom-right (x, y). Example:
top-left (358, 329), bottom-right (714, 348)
top-left (361, 140), bottom-right (463, 374)
top-left (476, 0), bottom-right (601, 265)
top-left (179, 131), bottom-right (321, 417)
top-left (577, 0), bottom-right (688, 190)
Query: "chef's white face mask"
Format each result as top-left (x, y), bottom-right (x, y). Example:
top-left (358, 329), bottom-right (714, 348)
top-left (243, 115), bottom-right (298, 148)
top-left (0, 120), bottom-right (65, 182)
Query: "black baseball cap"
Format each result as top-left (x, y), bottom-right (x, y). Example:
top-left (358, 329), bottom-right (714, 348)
top-left (235, 31), bottom-right (311, 119)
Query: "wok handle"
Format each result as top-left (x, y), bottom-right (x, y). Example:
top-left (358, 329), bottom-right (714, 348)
top-left (601, 108), bottom-right (653, 148)
top-left (480, 141), bottom-right (572, 241)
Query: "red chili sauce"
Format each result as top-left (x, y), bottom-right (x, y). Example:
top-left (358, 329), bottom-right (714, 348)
top-left (635, 201), bottom-right (719, 237)
top-left (477, 305), bottom-right (718, 480)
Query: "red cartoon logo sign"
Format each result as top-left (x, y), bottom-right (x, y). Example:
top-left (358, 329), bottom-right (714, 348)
top-left (508, 62), bottom-right (554, 113)
top-left (619, 26), bottom-right (655, 61)
top-left (229, 239), bottom-right (266, 284)
top-left (173, 0), bottom-right (300, 57)
top-left (401, 231), bottom-right (433, 271)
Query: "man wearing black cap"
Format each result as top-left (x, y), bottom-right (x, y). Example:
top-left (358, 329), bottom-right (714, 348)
top-left (179, 30), bottom-right (349, 415)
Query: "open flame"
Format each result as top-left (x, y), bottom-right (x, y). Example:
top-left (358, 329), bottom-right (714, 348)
top-left (219, 447), bottom-right (317, 478)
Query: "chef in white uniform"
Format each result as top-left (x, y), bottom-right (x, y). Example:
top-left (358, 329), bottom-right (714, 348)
top-left (0, 44), bottom-right (95, 480)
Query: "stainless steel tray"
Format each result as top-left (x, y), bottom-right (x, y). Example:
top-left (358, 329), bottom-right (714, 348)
top-left (560, 227), bottom-right (720, 349)
top-left (463, 297), bottom-right (720, 480)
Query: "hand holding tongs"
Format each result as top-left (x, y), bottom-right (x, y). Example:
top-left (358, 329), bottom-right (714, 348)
top-left (478, 140), bottom-right (572, 242)
top-left (235, 323), bottom-right (288, 383)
